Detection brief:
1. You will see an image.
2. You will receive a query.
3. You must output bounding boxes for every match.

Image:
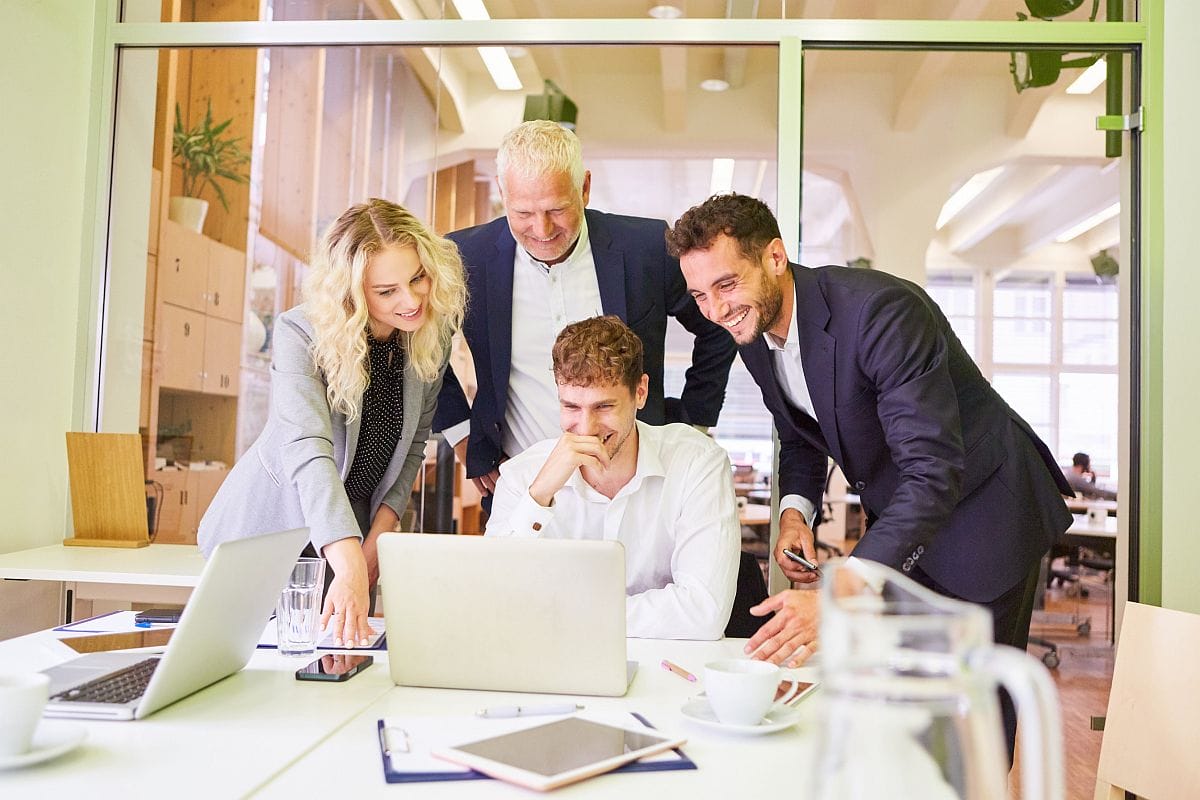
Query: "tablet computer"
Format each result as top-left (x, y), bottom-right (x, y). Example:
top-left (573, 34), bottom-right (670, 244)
top-left (433, 716), bottom-right (686, 791)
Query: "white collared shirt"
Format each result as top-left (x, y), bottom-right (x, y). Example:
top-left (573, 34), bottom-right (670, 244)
top-left (764, 308), bottom-right (820, 527)
top-left (442, 220), bottom-right (603, 457)
top-left (485, 421), bottom-right (740, 640)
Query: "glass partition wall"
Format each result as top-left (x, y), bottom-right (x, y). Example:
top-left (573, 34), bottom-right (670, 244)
top-left (94, 10), bottom-right (1143, 595)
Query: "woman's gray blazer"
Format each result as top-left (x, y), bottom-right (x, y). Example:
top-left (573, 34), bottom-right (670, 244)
top-left (197, 306), bottom-right (445, 557)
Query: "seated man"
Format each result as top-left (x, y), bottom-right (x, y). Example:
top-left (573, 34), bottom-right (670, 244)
top-left (486, 315), bottom-right (739, 640)
top-left (1064, 452), bottom-right (1117, 501)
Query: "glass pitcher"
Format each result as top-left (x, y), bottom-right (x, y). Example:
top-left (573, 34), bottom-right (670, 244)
top-left (813, 558), bottom-right (1063, 800)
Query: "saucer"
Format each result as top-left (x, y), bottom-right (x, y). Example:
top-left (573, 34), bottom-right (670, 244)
top-left (679, 696), bottom-right (804, 735)
top-left (0, 722), bottom-right (86, 770)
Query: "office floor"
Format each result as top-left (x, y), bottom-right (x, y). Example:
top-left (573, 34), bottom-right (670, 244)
top-left (1013, 566), bottom-right (1115, 800)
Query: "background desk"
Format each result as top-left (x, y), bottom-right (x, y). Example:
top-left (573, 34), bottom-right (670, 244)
top-left (0, 544), bottom-right (204, 625)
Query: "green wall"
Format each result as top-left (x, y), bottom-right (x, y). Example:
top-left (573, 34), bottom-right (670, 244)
top-left (0, 1), bottom-right (96, 553)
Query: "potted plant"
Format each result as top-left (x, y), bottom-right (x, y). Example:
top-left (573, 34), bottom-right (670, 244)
top-left (169, 100), bottom-right (251, 232)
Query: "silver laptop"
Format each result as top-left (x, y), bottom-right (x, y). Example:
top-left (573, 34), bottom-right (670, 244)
top-left (42, 527), bottom-right (309, 720)
top-left (378, 534), bottom-right (635, 696)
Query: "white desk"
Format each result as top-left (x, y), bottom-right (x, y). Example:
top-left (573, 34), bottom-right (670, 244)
top-left (0, 544), bottom-right (204, 623)
top-left (259, 638), bottom-right (819, 798)
top-left (0, 633), bottom-right (817, 797)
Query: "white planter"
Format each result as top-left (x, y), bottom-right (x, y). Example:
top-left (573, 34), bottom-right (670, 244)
top-left (168, 196), bottom-right (209, 232)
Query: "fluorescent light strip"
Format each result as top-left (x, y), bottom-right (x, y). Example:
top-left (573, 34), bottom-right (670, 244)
top-left (1055, 203), bottom-right (1120, 243)
top-left (478, 46), bottom-right (522, 90)
top-left (935, 166), bottom-right (1004, 230)
top-left (450, 1), bottom-right (522, 91)
top-left (1066, 58), bottom-right (1106, 95)
top-left (710, 158), bottom-right (735, 195)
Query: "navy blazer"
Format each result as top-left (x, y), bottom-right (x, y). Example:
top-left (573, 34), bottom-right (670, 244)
top-left (435, 209), bottom-right (736, 480)
top-left (740, 264), bottom-right (1073, 602)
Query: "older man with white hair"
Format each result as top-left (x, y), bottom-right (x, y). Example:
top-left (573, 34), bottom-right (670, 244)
top-left (434, 120), bottom-right (736, 499)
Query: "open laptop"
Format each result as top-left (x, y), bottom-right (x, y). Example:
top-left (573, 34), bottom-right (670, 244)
top-left (42, 527), bottom-right (309, 720)
top-left (378, 534), bottom-right (635, 696)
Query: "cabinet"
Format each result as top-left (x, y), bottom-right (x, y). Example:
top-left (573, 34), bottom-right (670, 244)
top-left (150, 467), bottom-right (228, 545)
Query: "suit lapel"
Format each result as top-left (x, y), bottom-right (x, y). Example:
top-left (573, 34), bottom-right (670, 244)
top-left (588, 212), bottom-right (628, 321)
top-left (486, 223), bottom-right (517, 413)
top-left (790, 265), bottom-right (845, 466)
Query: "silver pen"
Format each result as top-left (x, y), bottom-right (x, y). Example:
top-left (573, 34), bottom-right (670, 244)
top-left (476, 703), bottom-right (583, 719)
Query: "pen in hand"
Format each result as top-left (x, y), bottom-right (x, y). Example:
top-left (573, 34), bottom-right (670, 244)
top-left (476, 703), bottom-right (583, 719)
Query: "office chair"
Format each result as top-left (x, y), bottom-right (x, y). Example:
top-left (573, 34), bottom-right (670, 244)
top-left (724, 551), bottom-right (771, 638)
top-left (1028, 554), bottom-right (1061, 668)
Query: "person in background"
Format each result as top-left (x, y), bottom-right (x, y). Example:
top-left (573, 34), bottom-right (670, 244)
top-left (198, 199), bottom-right (466, 648)
top-left (1064, 452), bottom-right (1117, 500)
top-left (667, 193), bottom-right (1075, 758)
top-left (486, 316), bottom-right (739, 640)
top-left (434, 120), bottom-right (736, 501)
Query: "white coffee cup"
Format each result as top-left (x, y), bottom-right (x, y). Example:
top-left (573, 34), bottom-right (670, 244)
top-left (704, 659), bottom-right (800, 726)
top-left (0, 672), bottom-right (50, 756)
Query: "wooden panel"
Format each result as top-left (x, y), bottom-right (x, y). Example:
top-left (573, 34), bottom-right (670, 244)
top-left (1096, 602), bottom-right (1200, 799)
top-left (144, 254), bottom-right (158, 342)
top-left (158, 391), bottom-right (239, 466)
top-left (156, 303), bottom-right (205, 392)
top-left (261, 46), bottom-right (325, 258)
top-left (184, 467), bottom-right (228, 539)
top-left (202, 317), bottom-right (242, 396)
top-left (147, 467), bottom-right (184, 542)
top-left (64, 433), bottom-right (150, 548)
top-left (207, 238), bottom-right (246, 323)
top-left (140, 340), bottom-right (153, 430)
top-left (454, 161), bottom-right (475, 231)
top-left (432, 166), bottom-right (456, 235)
top-left (157, 219), bottom-right (208, 312)
top-left (148, 167), bottom-right (162, 255)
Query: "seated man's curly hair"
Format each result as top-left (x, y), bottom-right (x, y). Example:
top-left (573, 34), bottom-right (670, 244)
top-left (552, 316), bottom-right (644, 391)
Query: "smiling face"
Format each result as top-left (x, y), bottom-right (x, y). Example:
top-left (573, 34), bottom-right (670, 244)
top-left (501, 168), bottom-right (591, 265)
top-left (557, 375), bottom-right (648, 462)
top-left (679, 234), bottom-right (789, 346)
top-left (362, 244), bottom-right (430, 338)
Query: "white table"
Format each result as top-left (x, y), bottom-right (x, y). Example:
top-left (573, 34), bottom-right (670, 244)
top-left (0, 544), bottom-right (204, 623)
top-left (0, 633), bottom-right (818, 797)
top-left (258, 638), bottom-right (820, 798)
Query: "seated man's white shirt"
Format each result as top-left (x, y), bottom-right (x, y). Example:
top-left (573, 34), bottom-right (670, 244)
top-left (486, 421), bottom-right (739, 640)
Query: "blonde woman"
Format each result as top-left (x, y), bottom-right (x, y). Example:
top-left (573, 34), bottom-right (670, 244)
top-left (198, 198), bottom-right (466, 647)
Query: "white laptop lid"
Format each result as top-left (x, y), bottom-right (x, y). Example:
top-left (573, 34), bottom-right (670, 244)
top-left (134, 527), bottom-right (310, 718)
top-left (44, 527), bottom-right (309, 720)
top-left (378, 534), bottom-right (630, 697)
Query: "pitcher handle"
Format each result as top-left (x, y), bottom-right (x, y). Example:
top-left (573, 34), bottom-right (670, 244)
top-left (977, 645), bottom-right (1065, 800)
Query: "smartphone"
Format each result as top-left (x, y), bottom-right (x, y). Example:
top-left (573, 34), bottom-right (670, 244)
top-left (777, 679), bottom-right (820, 704)
top-left (295, 654), bottom-right (374, 682)
top-left (134, 608), bottom-right (183, 624)
top-left (782, 548), bottom-right (820, 572)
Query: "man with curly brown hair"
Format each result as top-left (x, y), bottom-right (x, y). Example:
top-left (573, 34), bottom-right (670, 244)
top-left (485, 315), bottom-right (740, 640)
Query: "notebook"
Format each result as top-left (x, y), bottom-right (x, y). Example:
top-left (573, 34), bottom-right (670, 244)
top-left (377, 534), bottom-right (635, 696)
top-left (41, 527), bottom-right (309, 720)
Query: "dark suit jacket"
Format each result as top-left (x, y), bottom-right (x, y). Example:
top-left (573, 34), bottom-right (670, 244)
top-left (435, 209), bottom-right (736, 480)
top-left (741, 264), bottom-right (1073, 602)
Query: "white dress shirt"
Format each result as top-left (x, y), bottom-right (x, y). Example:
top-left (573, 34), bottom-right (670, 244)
top-left (765, 307), bottom-right (819, 528)
top-left (486, 421), bottom-right (739, 640)
top-left (442, 221), bottom-right (603, 458)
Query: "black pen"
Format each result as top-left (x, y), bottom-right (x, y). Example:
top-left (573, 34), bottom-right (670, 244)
top-left (782, 548), bottom-right (821, 573)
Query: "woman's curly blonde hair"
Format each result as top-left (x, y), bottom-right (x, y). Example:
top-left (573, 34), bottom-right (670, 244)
top-left (302, 199), bottom-right (466, 421)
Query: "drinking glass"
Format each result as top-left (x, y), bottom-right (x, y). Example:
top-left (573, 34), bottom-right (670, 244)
top-left (276, 557), bottom-right (326, 657)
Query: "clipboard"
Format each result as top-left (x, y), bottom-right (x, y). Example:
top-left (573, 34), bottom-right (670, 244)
top-left (377, 711), bottom-right (696, 784)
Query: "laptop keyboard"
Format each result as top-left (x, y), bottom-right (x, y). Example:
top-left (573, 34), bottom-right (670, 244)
top-left (51, 657), bottom-right (160, 704)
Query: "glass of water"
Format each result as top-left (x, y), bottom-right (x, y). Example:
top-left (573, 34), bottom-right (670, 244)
top-left (276, 557), bottom-right (326, 656)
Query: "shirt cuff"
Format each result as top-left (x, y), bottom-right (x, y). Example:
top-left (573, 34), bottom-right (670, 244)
top-left (505, 490), bottom-right (557, 537)
top-left (442, 419), bottom-right (470, 449)
top-left (779, 494), bottom-right (817, 529)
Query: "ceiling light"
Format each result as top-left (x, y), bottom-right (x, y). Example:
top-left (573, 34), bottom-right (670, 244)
top-left (935, 167), bottom-right (1004, 230)
top-left (710, 159), bottom-right (735, 195)
top-left (700, 78), bottom-right (730, 92)
top-left (1055, 203), bottom-right (1120, 243)
top-left (1066, 57), bottom-right (1106, 94)
top-left (450, 1), bottom-right (522, 91)
top-left (451, 0), bottom-right (488, 19)
top-left (648, 3), bottom-right (684, 19)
